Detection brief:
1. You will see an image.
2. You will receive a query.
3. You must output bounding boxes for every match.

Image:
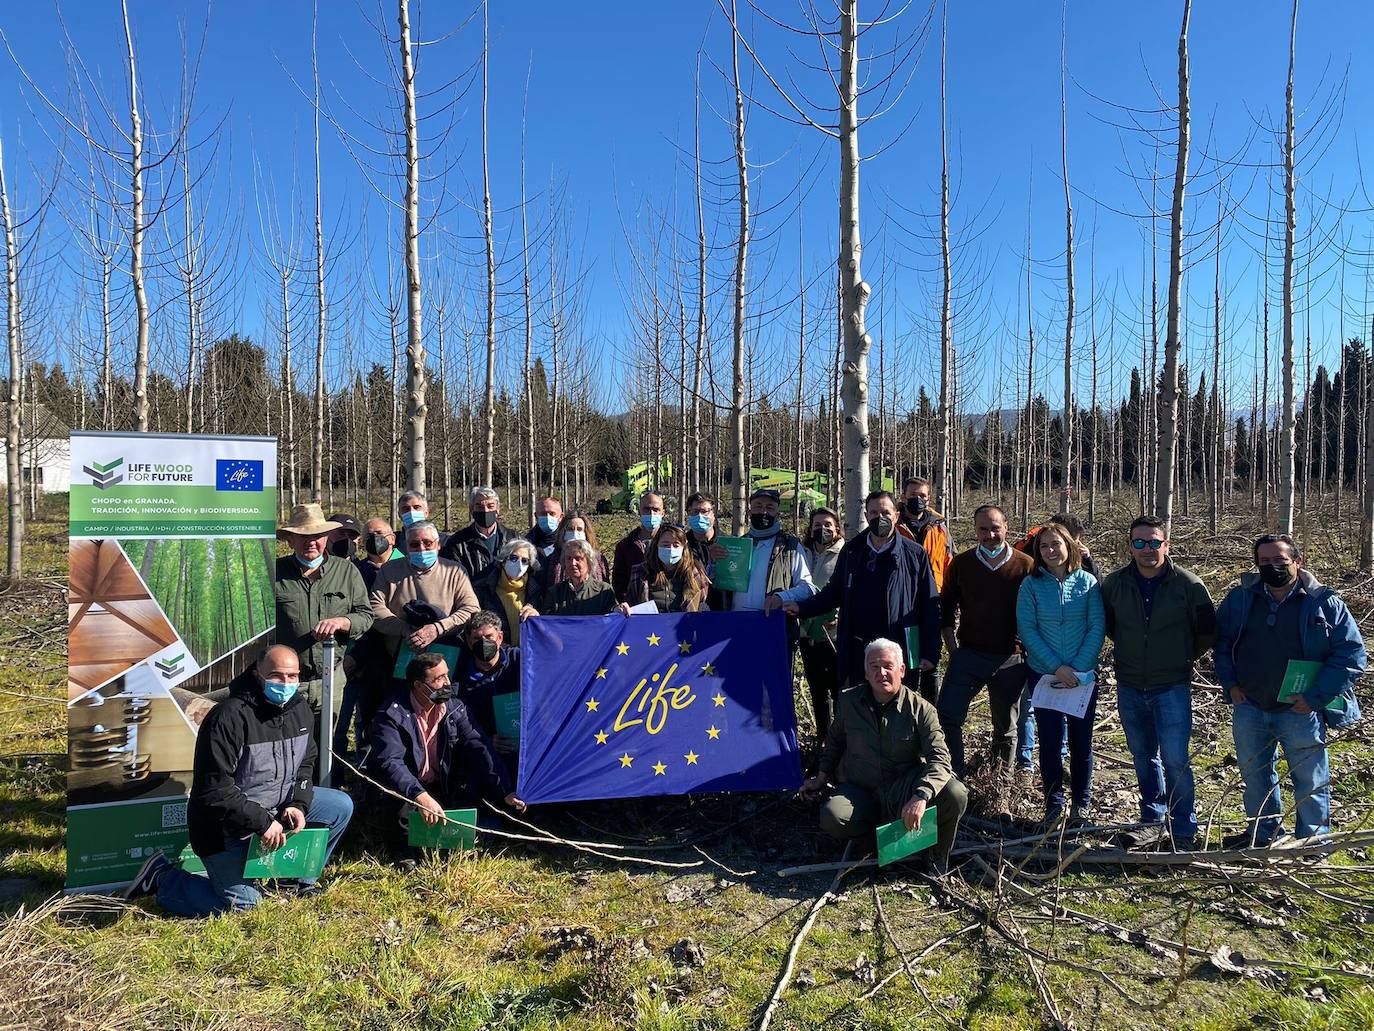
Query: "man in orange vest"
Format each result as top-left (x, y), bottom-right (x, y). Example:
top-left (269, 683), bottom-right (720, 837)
top-left (898, 477), bottom-right (954, 705)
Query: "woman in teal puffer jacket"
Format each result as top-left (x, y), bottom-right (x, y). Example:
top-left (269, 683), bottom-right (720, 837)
top-left (1016, 522), bottom-right (1106, 826)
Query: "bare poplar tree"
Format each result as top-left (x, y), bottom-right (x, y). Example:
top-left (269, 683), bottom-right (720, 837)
top-left (1058, 4), bottom-right (1075, 514)
top-left (1, 137), bottom-right (21, 576)
top-left (312, 0), bottom-right (328, 501)
top-left (480, 0), bottom-right (497, 486)
top-left (1152, 0), bottom-right (1190, 527)
top-left (121, 0), bottom-right (150, 432)
top-left (1277, 0), bottom-right (1299, 533)
top-left (728, 0), bottom-right (750, 533)
top-left (934, 0), bottom-right (953, 513)
top-left (399, 0), bottom-right (427, 492)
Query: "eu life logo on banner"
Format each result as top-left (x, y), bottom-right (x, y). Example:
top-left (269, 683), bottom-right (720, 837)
top-left (216, 459), bottom-right (263, 492)
top-left (516, 612), bottom-right (802, 804)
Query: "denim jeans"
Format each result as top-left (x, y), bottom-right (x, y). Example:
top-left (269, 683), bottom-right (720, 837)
top-left (1017, 681), bottom-right (1067, 769)
top-left (156, 787), bottom-right (354, 917)
top-left (1116, 683), bottom-right (1197, 838)
top-left (1230, 701), bottom-right (1330, 840)
top-left (936, 649), bottom-right (1025, 776)
top-left (1029, 668), bottom-right (1097, 812)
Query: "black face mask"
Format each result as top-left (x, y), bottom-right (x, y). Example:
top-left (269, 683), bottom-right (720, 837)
top-left (868, 515), bottom-right (894, 539)
top-left (473, 509), bottom-right (499, 529)
top-left (905, 496), bottom-right (927, 516)
top-left (428, 687), bottom-right (453, 703)
top-left (749, 512), bottom-right (777, 531)
top-left (329, 539), bottom-right (354, 559)
top-left (474, 638), bottom-right (500, 662)
top-left (812, 527), bottom-right (836, 547)
top-left (1259, 563), bottom-right (1295, 588)
top-left (365, 532), bottom-right (392, 557)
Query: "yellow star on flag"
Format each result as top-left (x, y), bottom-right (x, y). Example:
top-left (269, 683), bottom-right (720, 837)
top-left (647, 633), bottom-right (661, 646)
top-left (619, 753), bottom-right (634, 768)
top-left (701, 662), bottom-right (717, 676)
top-left (595, 730), bottom-right (609, 745)
top-left (678, 640), bottom-right (692, 654)
top-left (616, 642), bottom-right (630, 656)
top-left (652, 761), bottom-right (668, 776)
top-left (684, 750), bottom-right (700, 765)
top-left (712, 693), bottom-right (726, 707)
top-left (585, 698), bottom-right (600, 712)
top-left (707, 725), bottom-right (721, 740)
top-left (596, 667), bottom-right (608, 679)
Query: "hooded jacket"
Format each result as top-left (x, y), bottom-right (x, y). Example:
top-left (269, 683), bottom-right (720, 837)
top-left (186, 667), bottom-right (317, 857)
top-left (1214, 568), bottom-right (1366, 714)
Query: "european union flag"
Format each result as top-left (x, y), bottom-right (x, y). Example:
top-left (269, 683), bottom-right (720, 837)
top-left (517, 612), bottom-right (802, 804)
top-left (216, 458), bottom-right (263, 492)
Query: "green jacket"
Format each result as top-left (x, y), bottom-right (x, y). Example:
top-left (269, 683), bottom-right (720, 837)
top-left (1100, 559), bottom-right (1216, 689)
top-left (274, 554), bottom-right (375, 681)
top-left (541, 577), bottom-right (619, 617)
top-left (819, 683), bottom-right (954, 821)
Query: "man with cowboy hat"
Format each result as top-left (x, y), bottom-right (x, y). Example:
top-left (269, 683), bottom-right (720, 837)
top-left (274, 503), bottom-right (375, 717)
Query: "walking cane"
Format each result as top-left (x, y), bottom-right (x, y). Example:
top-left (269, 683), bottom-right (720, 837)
top-left (319, 638), bottom-right (336, 786)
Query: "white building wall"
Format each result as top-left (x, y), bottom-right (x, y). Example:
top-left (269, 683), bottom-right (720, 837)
top-left (1, 436), bottom-right (71, 493)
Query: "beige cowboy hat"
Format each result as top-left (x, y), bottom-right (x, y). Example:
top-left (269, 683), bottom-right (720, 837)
top-left (277, 502), bottom-right (341, 539)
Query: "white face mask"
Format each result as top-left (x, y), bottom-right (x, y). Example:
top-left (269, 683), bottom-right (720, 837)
top-left (504, 557), bottom-right (529, 580)
top-left (566, 530), bottom-right (587, 543)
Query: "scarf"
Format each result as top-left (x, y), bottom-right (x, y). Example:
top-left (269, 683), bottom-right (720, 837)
top-left (497, 571), bottom-right (526, 646)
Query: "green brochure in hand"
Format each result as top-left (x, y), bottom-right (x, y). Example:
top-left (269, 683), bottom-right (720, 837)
top-left (177, 845), bottom-right (205, 874)
top-left (408, 808), bottom-right (477, 849)
top-left (904, 626), bottom-right (920, 670)
top-left (393, 641), bottom-right (462, 679)
top-left (876, 806), bottom-right (938, 867)
top-left (243, 828), bottom-right (329, 879)
top-left (492, 692), bottom-right (521, 740)
top-left (712, 536), bottom-right (755, 594)
top-left (1276, 659), bottom-right (1344, 710)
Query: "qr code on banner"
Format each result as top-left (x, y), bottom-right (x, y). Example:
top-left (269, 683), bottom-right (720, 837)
top-left (161, 802), bottom-right (187, 829)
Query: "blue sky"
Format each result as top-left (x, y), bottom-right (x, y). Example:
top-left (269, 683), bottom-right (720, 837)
top-left (1, 1), bottom-right (1370, 415)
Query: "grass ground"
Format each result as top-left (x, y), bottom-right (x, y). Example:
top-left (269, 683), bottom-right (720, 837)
top-left (3, 491), bottom-right (1374, 1030)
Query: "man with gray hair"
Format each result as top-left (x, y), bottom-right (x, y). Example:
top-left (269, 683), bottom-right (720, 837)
top-left (371, 519), bottom-right (480, 663)
top-left (441, 486), bottom-right (521, 580)
top-left (802, 637), bottom-right (968, 864)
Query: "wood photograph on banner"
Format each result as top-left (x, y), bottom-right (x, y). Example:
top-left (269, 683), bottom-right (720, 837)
top-left (65, 432), bottom-right (278, 892)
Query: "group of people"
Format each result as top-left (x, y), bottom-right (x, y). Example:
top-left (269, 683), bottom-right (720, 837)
top-left (123, 478), bottom-right (1367, 917)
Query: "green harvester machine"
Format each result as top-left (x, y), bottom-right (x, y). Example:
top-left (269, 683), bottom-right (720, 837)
top-left (598, 456), bottom-right (674, 514)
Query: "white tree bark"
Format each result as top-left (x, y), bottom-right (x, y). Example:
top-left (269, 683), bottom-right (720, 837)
top-left (1277, 0), bottom-right (1299, 534)
top-left (480, 0), bottom-right (496, 487)
top-left (399, 0), bottom-right (427, 492)
top-left (1059, 6), bottom-right (1075, 514)
top-left (935, 0), bottom-right (953, 513)
top-left (729, 0), bottom-right (750, 534)
top-left (1, 136), bottom-right (22, 577)
top-left (1152, 0), bottom-right (1190, 528)
top-left (312, 0), bottom-right (328, 501)
top-left (838, 0), bottom-right (871, 535)
top-left (122, 0), bottom-right (150, 432)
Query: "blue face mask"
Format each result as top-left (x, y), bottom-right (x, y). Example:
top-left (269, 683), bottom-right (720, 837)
top-left (262, 679), bottom-right (298, 706)
top-left (641, 513), bottom-right (663, 532)
top-left (537, 515), bottom-right (559, 533)
top-left (409, 549), bottom-right (438, 570)
top-left (657, 545), bottom-right (684, 566)
top-left (400, 509), bottom-right (425, 528)
top-left (978, 542), bottom-right (1006, 559)
top-left (688, 513), bottom-right (712, 534)
top-left (295, 553), bottom-right (325, 570)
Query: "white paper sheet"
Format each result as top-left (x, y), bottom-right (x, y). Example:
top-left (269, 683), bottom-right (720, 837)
top-left (626, 601), bottom-right (660, 615)
top-left (1030, 671), bottom-right (1096, 719)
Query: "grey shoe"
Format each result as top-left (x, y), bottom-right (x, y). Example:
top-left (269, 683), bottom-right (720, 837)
top-left (1068, 804), bottom-right (1089, 828)
top-left (122, 851), bottom-right (172, 900)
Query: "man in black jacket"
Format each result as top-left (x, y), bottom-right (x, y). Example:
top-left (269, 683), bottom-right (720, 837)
top-left (368, 651), bottom-right (524, 856)
top-left (123, 646), bottom-right (354, 914)
top-left (440, 486), bottom-right (521, 580)
top-left (783, 491), bottom-right (941, 695)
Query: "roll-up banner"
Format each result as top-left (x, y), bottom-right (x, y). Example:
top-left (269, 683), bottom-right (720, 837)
top-left (65, 432), bottom-right (277, 891)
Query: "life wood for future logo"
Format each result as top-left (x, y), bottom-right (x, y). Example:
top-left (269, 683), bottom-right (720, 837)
top-left (81, 457), bottom-right (124, 490)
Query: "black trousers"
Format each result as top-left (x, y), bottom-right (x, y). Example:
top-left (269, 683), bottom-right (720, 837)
top-left (799, 637), bottom-right (839, 740)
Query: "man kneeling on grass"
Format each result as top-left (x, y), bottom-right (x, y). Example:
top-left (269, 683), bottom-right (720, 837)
top-left (124, 645), bottom-right (354, 914)
top-left (801, 638), bottom-right (968, 866)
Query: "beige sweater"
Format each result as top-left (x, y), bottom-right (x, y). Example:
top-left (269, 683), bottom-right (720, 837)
top-left (369, 557), bottom-right (480, 646)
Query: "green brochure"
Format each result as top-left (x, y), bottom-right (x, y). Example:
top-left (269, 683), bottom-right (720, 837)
top-left (904, 626), bottom-right (920, 670)
top-left (492, 692), bottom-right (521, 740)
top-left (243, 828), bottom-right (329, 879)
top-left (876, 806), bottom-right (939, 867)
top-left (177, 845), bottom-right (205, 875)
top-left (1276, 659), bottom-right (1344, 710)
top-left (393, 640), bottom-right (463, 679)
top-left (408, 808), bottom-right (478, 850)
top-left (712, 536), bottom-right (755, 594)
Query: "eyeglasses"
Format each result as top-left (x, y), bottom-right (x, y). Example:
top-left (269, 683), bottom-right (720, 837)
top-left (1130, 539), bottom-right (1165, 550)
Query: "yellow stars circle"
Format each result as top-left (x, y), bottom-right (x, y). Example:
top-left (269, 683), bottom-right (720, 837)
top-left (652, 761), bottom-right (668, 776)
top-left (595, 667), bottom-right (608, 679)
top-left (701, 662), bottom-right (717, 676)
top-left (616, 642), bottom-right (630, 656)
top-left (594, 730), bottom-right (609, 745)
top-left (684, 750), bottom-right (700, 765)
top-left (585, 698), bottom-right (600, 713)
top-left (647, 633), bottom-right (661, 647)
top-left (706, 725), bottom-right (721, 740)
top-left (712, 693), bottom-right (726, 707)
top-left (677, 640), bottom-right (693, 654)
top-left (619, 753), bottom-right (634, 768)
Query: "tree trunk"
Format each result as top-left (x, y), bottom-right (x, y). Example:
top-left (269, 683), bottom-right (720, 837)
top-left (838, 0), bottom-right (872, 535)
top-left (520, 79), bottom-right (535, 520)
top-left (1, 137), bottom-right (22, 577)
top-left (1151, 0), bottom-right (1190, 528)
top-left (729, 0), bottom-right (750, 534)
top-left (1059, 6), bottom-right (1075, 514)
top-left (399, 0), bottom-right (427, 492)
top-left (122, 0), bottom-right (150, 433)
top-left (1277, 0), bottom-right (1298, 534)
top-left (480, 0), bottom-right (496, 487)
top-left (934, 1), bottom-right (953, 513)
top-left (312, 1), bottom-right (328, 501)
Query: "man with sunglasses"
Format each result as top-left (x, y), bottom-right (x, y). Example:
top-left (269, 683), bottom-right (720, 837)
top-left (1213, 532), bottom-right (1366, 848)
top-left (1101, 515), bottom-right (1216, 851)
